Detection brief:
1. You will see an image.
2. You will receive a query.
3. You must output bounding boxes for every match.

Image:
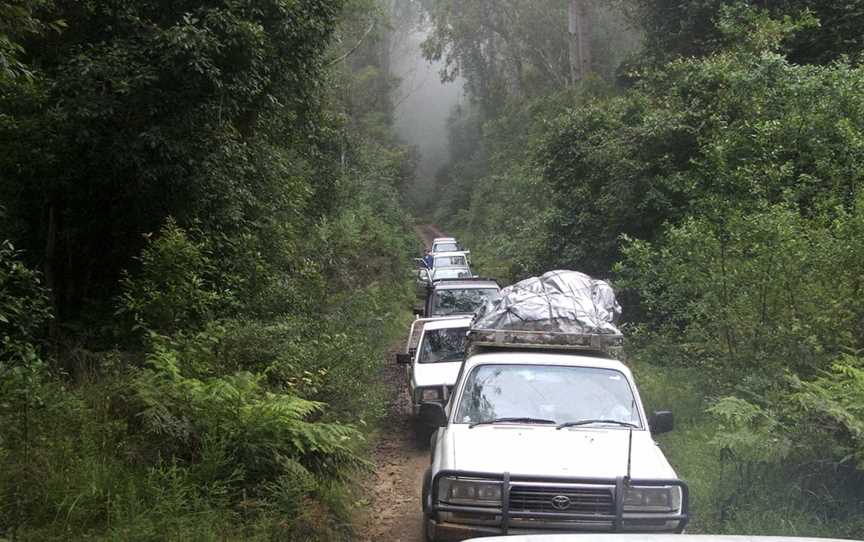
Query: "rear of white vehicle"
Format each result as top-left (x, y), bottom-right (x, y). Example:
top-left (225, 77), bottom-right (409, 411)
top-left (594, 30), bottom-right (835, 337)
top-left (432, 239), bottom-right (461, 253)
top-left (433, 251), bottom-right (472, 269)
top-left (420, 352), bottom-right (688, 541)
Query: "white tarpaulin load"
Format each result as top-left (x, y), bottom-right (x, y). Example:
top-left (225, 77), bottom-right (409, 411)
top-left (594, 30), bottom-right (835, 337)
top-left (471, 270), bottom-right (622, 337)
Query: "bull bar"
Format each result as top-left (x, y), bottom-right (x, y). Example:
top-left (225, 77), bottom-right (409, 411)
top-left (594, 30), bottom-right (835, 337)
top-left (430, 470), bottom-right (689, 534)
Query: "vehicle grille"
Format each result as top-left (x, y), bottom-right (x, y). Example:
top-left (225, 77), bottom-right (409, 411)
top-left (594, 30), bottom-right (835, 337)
top-left (509, 485), bottom-right (614, 516)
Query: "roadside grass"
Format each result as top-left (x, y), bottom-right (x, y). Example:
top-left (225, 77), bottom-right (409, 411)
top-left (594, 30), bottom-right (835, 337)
top-left (0, 291), bottom-right (415, 542)
top-left (632, 359), bottom-right (864, 538)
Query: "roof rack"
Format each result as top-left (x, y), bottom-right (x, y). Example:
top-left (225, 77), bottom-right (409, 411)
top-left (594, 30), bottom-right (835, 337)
top-left (466, 328), bottom-right (623, 356)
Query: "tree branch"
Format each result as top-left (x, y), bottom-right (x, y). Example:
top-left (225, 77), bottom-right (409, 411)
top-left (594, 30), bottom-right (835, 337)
top-left (326, 21), bottom-right (376, 67)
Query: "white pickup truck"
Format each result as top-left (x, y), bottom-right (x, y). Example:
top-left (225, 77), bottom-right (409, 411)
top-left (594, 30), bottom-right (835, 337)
top-left (418, 336), bottom-right (687, 540)
top-left (397, 316), bottom-right (473, 447)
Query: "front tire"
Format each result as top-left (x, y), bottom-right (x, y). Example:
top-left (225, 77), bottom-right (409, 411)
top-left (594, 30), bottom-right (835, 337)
top-left (414, 422), bottom-right (433, 449)
top-left (423, 517), bottom-right (438, 542)
top-left (421, 468), bottom-right (432, 514)
top-left (422, 469), bottom-right (438, 541)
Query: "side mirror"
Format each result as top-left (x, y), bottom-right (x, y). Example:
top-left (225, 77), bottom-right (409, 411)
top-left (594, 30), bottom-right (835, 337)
top-left (413, 307), bottom-right (425, 316)
top-left (395, 353), bottom-right (412, 365)
top-left (419, 402), bottom-right (448, 427)
top-left (650, 410), bottom-right (674, 435)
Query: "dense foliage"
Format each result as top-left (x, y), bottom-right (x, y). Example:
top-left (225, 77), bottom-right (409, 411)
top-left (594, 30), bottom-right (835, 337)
top-left (424, 1), bottom-right (864, 536)
top-left (623, 0), bottom-right (864, 65)
top-left (0, 0), bottom-right (417, 539)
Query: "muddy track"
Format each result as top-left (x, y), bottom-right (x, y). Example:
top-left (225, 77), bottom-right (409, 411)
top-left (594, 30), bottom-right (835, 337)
top-left (354, 225), bottom-right (447, 541)
top-left (354, 348), bottom-right (428, 542)
top-left (413, 224), bottom-right (445, 249)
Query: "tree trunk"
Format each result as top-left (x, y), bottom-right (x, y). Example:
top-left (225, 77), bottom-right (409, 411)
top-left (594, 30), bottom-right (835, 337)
top-left (568, 0), bottom-right (592, 85)
top-left (578, 0), bottom-right (592, 80)
top-left (568, 0), bottom-right (579, 85)
top-left (45, 200), bottom-right (60, 349)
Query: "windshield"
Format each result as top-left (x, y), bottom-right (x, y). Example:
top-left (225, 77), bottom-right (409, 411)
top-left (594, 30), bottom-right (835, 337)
top-left (431, 288), bottom-right (499, 316)
top-left (431, 268), bottom-right (471, 280)
top-left (434, 255), bottom-right (467, 268)
top-left (454, 364), bottom-right (641, 427)
top-left (433, 242), bottom-right (459, 252)
top-left (418, 328), bottom-right (468, 364)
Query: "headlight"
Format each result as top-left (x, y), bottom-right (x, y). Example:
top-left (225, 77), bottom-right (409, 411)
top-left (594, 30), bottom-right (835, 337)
top-left (623, 486), bottom-right (680, 513)
top-left (416, 386), bottom-right (443, 402)
top-left (438, 477), bottom-right (502, 506)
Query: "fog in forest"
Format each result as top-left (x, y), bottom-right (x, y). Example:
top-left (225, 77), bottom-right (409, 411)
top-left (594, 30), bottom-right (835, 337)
top-left (390, 24), bottom-right (463, 210)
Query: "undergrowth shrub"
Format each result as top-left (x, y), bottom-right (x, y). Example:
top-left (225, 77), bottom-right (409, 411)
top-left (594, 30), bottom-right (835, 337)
top-left (117, 219), bottom-right (223, 336)
top-left (132, 342), bottom-right (366, 482)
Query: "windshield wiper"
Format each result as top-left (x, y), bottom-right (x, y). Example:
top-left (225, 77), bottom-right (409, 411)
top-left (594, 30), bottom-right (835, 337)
top-left (470, 417), bottom-right (556, 428)
top-left (556, 419), bottom-right (638, 430)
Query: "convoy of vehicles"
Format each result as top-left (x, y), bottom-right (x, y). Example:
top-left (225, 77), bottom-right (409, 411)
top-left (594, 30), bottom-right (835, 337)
top-left (403, 239), bottom-right (686, 541)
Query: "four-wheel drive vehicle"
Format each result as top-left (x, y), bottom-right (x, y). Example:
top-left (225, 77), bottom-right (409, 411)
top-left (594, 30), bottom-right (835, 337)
top-left (417, 265), bottom-right (475, 290)
top-left (397, 316), bottom-right (473, 445)
top-left (432, 251), bottom-right (471, 269)
top-left (432, 237), bottom-right (462, 253)
top-left (423, 278), bottom-right (500, 317)
top-left (419, 270), bottom-right (687, 540)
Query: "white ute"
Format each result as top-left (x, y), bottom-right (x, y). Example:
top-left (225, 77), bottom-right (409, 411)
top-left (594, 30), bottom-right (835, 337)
top-left (419, 270), bottom-right (688, 541)
top-left (397, 316), bottom-right (473, 446)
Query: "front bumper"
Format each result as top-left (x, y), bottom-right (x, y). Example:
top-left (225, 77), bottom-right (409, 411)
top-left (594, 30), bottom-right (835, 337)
top-left (428, 470), bottom-right (689, 539)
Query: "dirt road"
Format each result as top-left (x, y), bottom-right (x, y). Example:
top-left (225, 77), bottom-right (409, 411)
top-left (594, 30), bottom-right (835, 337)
top-left (354, 353), bottom-right (428, 542)
top-left (355, 225), bottom-right (445, 541)
top-left (413, 224), bottom-right (445, 250)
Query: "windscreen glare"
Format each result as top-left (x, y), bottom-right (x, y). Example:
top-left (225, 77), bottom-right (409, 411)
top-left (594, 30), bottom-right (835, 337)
top-left (454, 364), bottom-right (641, 427)
top-left (418, 328), bottom-right (468, 364)
top-left (434, 255), bottom-right (467, 268)
top-left (431, 288), bottom-right (499, 316)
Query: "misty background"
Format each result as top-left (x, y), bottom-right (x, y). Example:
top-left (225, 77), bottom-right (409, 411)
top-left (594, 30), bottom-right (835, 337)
top-left (389, 19), bottom-right (463, 214)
